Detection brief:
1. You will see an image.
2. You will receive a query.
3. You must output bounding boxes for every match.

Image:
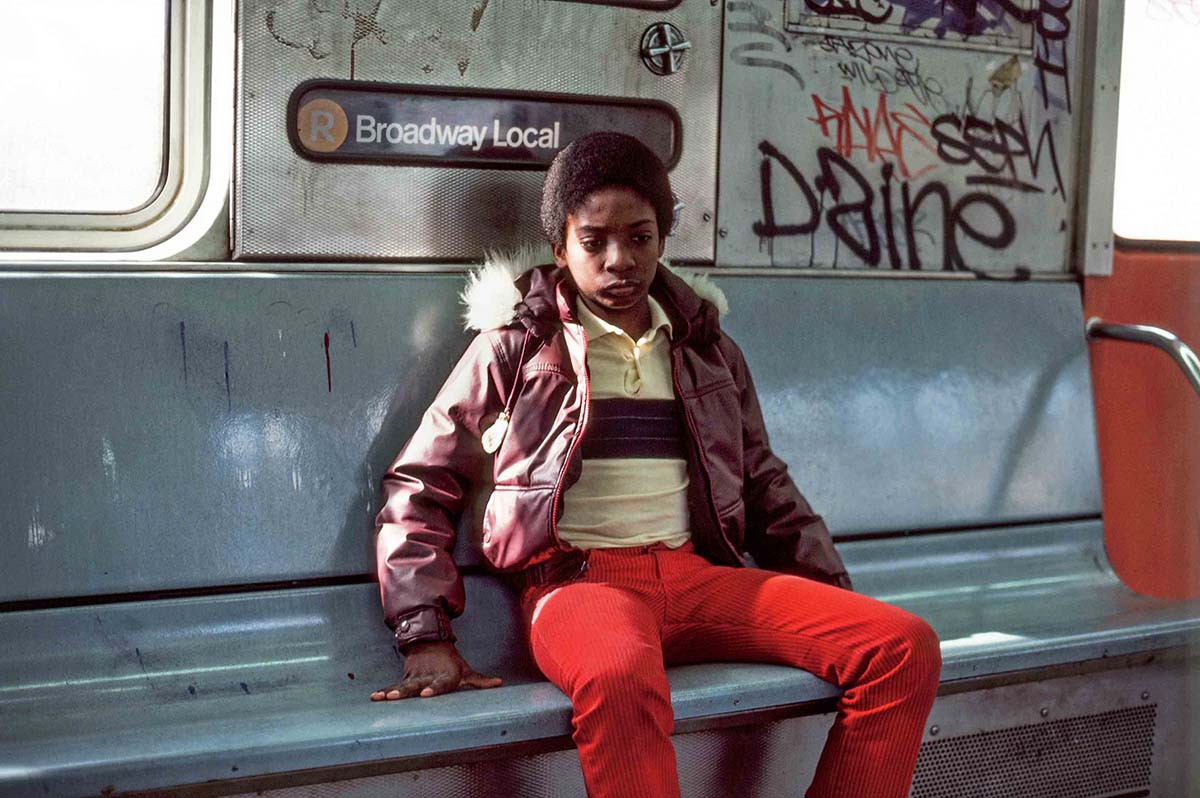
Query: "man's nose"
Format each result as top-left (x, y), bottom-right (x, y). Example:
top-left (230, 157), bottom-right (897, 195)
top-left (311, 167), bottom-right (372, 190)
top-left (604, 242), bottom-right (636, 272)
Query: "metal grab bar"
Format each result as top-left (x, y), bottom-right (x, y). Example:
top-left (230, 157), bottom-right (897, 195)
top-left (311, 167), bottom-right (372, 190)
top-left (1085, 318), bottom-right (1200, 398)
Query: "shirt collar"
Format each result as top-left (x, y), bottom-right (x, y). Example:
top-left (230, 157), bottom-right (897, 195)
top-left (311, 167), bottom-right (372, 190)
top-left (577, 295), bottom-right (673, 344)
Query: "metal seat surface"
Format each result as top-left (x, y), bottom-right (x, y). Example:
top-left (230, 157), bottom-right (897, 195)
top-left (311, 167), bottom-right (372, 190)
top-left (4, 522), bottom-right (1200, 797)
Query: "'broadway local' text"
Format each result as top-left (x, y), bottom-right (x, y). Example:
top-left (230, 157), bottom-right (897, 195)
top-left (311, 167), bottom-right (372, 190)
top-left (355, 115), bottom-right (561, 151)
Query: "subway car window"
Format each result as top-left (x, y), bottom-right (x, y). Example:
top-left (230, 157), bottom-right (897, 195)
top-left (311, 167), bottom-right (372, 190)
top-left (1113, 0), bottom-right (1200, 243)
top-left (0, 0), bottom-right (168, 213)
top-left (0, 0), bottom-right (230, 258)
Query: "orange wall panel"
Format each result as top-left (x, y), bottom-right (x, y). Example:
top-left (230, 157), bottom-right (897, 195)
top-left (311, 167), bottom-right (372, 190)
top-left (1084, 250), bottom-right (1200, 599)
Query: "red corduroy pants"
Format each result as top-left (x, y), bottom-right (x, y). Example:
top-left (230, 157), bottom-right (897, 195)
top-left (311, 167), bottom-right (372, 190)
top-left (521, 542), bottom-right (941, 798)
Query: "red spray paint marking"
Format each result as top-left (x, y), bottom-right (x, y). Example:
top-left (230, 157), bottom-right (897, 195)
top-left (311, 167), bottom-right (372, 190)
top-left (808, 85), bottom-right (937, 179)
top-left (324, 331), bottom-right (332, 392)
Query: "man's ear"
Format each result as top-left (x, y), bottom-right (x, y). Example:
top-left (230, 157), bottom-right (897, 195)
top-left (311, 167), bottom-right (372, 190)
top-left (656, 236), bottom-right (665, 259)
top-left (552, 241), bottom-right (569, 268)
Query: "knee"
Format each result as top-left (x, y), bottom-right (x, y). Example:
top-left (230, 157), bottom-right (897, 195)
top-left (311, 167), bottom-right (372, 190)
top-left (890, 611), bottom-right (942, 689)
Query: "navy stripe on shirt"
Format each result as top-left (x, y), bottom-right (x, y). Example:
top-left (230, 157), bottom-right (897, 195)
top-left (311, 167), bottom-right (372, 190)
top-left (580, 398), bottom-right (687, 460)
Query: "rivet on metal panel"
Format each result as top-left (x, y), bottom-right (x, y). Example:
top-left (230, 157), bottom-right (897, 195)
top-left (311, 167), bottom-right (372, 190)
top-left (929, 725), bottom-right (939, 736)
top-left (702, 212), bottom-right (712, 222)
top-left (1040, 707), bottom-right (1049, 717)
top-left (1141, 691), bottom-right (1150, 700)
top-left (718, 228), bottom-right (728, 238)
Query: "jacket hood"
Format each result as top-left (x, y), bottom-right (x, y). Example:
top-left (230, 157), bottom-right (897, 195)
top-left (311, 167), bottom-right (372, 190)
top-left (460, 245), bottom-right (729, 343)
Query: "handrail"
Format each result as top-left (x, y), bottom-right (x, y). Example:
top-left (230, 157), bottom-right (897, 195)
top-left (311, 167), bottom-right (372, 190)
top-left (1085, 318), bottom-right (1200, 398)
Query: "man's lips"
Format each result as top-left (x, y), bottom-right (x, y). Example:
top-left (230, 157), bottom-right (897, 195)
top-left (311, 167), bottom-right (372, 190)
top-left (600, 282), bottom-right (643, 298)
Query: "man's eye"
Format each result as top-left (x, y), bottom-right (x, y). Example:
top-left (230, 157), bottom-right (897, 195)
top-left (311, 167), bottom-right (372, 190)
top-left (580, 240), bottom-right (602, 252)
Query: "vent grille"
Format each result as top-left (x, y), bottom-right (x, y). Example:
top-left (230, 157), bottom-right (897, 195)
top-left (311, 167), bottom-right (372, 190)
top-left (910, 705), bottom-right (1156, 798)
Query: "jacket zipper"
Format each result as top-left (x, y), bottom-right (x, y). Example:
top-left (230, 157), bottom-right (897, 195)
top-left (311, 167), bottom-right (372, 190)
top-left (671, 347), bottom-right (744, 565)
top-left (549, 322), bottom-right (589, 550)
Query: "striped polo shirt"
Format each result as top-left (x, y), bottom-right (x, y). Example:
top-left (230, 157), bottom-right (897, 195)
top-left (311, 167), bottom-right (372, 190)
top-left (556, 296), bottom-right (691, 550)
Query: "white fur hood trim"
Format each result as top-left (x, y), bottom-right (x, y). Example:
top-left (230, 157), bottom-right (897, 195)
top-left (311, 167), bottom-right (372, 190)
top-left (461, 245), bottom-right (729, 332)
top-left (460, 245), bottom-right (536, 332)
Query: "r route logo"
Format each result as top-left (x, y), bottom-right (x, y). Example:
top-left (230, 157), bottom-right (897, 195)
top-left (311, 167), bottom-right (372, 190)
top-left (297, 98), bottom-right (349, 153)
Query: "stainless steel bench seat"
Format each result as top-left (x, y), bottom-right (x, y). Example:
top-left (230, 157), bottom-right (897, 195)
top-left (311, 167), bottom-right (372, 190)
top-left (2, 273), bottom-right (1196, 796)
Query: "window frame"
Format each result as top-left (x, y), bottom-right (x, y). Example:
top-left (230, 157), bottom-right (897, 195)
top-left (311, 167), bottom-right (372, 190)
top-left (0, 0), bottom-right (228, 257)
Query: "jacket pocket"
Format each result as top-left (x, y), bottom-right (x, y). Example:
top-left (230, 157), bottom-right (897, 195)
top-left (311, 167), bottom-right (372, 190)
top-left (717, 495), bottom-right (745, 519)
top-left (682, 377), bottom-right (736, 400)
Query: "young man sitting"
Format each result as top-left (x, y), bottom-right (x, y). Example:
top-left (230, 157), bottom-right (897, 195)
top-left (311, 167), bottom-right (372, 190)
top-left (372, 131), bottom-right (941, 798)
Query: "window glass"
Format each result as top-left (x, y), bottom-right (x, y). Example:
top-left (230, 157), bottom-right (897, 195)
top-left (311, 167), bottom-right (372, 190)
top-left (1113, 2), bottom-right (1200, 242)
top-left (0, 0), bottom-right (168, 213)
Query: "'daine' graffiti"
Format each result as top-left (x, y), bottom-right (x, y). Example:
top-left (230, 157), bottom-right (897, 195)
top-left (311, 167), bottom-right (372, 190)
top-left (728, 0), bottom-right (1076, 271)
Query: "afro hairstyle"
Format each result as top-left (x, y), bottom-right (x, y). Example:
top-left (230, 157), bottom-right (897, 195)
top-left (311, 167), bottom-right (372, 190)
top-left (540, 131), bottom-right (674, 249)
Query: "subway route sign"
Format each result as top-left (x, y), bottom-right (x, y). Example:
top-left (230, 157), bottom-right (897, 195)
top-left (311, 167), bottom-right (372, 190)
top-left (289, 81), bottom-right (680, 170)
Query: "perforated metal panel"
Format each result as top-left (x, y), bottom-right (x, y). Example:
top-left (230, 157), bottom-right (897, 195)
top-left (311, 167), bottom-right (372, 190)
top-left (911, 706), bottom-right (1157, 798)
top-left (236, 1), bottom-right (720, 262)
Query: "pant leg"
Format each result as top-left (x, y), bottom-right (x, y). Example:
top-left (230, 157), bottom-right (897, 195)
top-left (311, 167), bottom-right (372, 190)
top-left (657, 548), bottom-right (940, 798)
top-left (523, 557), bottom-right (679, 798)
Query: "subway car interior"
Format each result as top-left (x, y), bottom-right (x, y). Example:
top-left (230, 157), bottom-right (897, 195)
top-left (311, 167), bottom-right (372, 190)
top-left (0, 0), bottom-right (1198, 796)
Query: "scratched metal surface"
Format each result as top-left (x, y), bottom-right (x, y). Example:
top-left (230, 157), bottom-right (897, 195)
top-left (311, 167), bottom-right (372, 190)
top-left (0, 273), bottom-right (470, 602)
top-left (0, 273), bottom-right (1099, 601)
top-left (719, 275), bottom-right (1102, 534)
top-left (717, 0), bottom-right (1081, 272)
top-left (236, 0), bottom-right (720, 261)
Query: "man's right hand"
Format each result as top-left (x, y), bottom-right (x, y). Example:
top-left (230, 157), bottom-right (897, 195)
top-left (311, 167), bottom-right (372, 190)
top-left (370, 640), bottom-right (503, 701)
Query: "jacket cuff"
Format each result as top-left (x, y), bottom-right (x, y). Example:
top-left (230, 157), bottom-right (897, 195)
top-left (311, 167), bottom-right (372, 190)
top-left (392, 606), bottom-right (456, 652)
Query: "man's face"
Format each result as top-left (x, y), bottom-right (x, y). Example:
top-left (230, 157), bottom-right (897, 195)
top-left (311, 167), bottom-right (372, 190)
top-left (552, 184), bottom-right (665, 336)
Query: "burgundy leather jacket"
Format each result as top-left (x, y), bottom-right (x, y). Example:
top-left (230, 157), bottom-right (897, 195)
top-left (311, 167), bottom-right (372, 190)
top-left (376, 262), bottom-right (851, 650)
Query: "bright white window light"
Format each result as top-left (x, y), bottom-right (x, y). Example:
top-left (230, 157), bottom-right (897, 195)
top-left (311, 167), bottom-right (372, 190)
top-left (0, 1), bottom-right (168, 213)
top-left (1113, 2), bottom-right (1200, 242)
top-left (939, 631), bottom-right (1029, 651)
